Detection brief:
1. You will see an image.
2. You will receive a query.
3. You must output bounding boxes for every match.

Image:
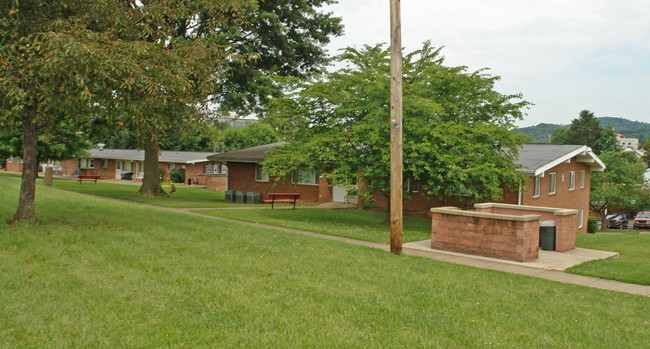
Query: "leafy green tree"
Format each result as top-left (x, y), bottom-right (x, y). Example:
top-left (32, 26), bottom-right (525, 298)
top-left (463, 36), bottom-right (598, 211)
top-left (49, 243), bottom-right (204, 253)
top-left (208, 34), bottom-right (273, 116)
top-left (262, 43), bottom-right (531, 211)
top-left (640, 139), bottom-right (650, 167)
top-left (0, 0), bottom-right (136, 221)
top-left (219, 123), bottom-right (279, 152)
top-left (590, 151), bottom-right (648, 228)
top-left (550, 127), bottom-right (569, 144)
top-left (214, 0), bottom-right (343, 113)
top-left (564, 110), bottom-right (617, 154)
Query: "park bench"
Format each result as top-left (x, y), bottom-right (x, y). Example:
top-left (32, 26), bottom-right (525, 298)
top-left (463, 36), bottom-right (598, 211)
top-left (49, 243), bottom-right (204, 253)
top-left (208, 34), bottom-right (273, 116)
top-left (77, 175), bottom-right (99, 183)
top-left (263, 192), bottom-right (300, 210)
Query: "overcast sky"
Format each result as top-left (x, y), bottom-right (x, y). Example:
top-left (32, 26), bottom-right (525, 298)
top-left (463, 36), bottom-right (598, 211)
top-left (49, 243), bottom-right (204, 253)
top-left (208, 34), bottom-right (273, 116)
top-left (323, 0), bottom-right (650, 127)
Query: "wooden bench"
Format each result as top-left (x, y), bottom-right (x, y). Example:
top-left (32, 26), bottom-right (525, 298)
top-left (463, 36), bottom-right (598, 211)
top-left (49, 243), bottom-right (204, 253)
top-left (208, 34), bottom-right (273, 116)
top-left (77, 175), bottom-right (99, 183)
top-left (263, 193), bottom-right (300, 210)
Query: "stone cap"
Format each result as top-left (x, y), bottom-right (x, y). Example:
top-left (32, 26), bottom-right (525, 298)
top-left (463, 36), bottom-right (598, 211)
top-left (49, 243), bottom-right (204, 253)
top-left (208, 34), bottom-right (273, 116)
top-left (474, 202), bottom-right (578, 216)
top-left (430, 207), bottom-right (542, 222)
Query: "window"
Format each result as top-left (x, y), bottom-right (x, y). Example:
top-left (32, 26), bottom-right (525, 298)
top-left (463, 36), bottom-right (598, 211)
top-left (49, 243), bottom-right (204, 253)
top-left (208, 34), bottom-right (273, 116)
top-left (80, 158), bottom-right (94, 169)
top-left (578, 210), bottom-right (584, 228)
top-left (102, 159), bottom-right (108, 168)
top-left (255, 164), bottom-right (269, 182)
top-left (167, 163), bottom-right (174, 170)
top-left (405, 177), bottom-right (420, 193)
top-left (580, 170), bottom-right (585, 188)
top-left (533, 175), bottom-right (541, 198)
top-left (549, 172), bottom-right (556, 194)
top-left (123, 161), bottom-right (132, 172)
top-left (569, 171), bottom-right (575, 191)
top-left (292, 167), bottom-right (319, 185)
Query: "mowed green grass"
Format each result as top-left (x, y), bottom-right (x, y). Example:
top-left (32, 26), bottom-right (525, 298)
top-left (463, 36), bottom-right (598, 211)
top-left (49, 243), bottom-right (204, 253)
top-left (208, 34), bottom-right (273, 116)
top-left (568, 231), bottom-right (650, 285)
top-left (1, 173), bottom-right (649, 347)
top-left (51, 177), bottom-right (257, 208)
top-left (193, 208), bottom-right (432, 243)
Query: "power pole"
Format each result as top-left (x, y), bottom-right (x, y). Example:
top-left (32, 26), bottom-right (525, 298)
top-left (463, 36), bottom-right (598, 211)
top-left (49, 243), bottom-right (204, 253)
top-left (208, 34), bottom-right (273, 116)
top-left (389, 0), bottom-right (403, 254)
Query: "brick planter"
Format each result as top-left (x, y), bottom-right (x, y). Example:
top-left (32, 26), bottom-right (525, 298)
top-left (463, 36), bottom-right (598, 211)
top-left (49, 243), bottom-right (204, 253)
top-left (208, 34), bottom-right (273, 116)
top-left (430, 207), bottom-right (542, 262)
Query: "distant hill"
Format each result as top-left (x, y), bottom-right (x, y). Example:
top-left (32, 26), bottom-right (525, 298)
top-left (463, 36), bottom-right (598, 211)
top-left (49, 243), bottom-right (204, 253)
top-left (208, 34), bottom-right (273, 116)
top-left (516, 117), bottom-right (650, 143)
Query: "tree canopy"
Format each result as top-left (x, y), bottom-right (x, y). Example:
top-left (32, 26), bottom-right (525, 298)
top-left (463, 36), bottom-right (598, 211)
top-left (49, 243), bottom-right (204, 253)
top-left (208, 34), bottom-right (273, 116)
top-left (262, 43), bottom-right (531, 205)
top-left (219, 123), bottom-right (279, 152)
top-left (563, 110), bottom-right (618, 154)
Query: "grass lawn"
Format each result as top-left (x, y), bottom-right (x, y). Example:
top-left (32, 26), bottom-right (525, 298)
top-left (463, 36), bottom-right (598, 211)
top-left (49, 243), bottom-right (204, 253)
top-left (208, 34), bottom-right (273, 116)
top-left (50, 177), bottom-right (258, 208)
top-left (193, 208), bottom-right (432, 243)
top-left (1, 174), bottom-right (649, 347)
top-left (570, 231), bottom-right (650, 285)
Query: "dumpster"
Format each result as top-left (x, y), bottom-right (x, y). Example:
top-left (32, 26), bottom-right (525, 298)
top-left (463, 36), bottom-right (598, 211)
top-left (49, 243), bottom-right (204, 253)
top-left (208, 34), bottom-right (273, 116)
top-left (246, 191), bottom-right (260, 204)
top-left (225, 190), bottom-right (235, 202)
top-left (235, 190), bottom-right (246, 203)
top-left (539, 220), bottom-right (556, 251)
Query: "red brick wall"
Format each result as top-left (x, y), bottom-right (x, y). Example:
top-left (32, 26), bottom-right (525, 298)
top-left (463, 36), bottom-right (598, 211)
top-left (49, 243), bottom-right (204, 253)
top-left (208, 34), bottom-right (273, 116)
top-left (4, 162), bottom-right (22, 172)
top-left (94, 159), bottom-right (117, 179)
top-left (226, 162), bottom-right (321, 204)
top-left (204, 174), bottom-right (227, 192)
top-left (521, 159), bottom-right (591, 233)
top-left (61, 159), bottom-right (79, 176)
top-left (431, 208), bottom-right (540, 262)
top-left (319, 177), bottom-right (333, 204)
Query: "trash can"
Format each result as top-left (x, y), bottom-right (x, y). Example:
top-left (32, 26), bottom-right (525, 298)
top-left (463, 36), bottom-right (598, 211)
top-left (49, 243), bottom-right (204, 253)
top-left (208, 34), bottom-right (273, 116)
top-left (539, 220), bottom-right (556, 251)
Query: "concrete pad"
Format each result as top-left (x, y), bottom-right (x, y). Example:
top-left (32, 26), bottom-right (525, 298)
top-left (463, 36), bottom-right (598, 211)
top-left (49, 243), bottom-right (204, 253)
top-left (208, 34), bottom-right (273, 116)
top-left (585, 279), bottom-right (650, 296)
top-left (403, 240), bottom-right (619, 272)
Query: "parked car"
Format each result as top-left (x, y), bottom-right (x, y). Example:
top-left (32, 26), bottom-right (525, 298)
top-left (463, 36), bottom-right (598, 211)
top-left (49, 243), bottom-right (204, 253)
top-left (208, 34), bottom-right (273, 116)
top-left (633, 211), bottom-right (650, 229)
top-left (606, 214), bottom-right (627, 229)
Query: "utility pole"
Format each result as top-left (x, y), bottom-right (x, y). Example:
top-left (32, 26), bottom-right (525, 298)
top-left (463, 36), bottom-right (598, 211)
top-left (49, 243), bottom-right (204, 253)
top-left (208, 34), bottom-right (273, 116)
top-left (389, 0), bottom-right (403, 254)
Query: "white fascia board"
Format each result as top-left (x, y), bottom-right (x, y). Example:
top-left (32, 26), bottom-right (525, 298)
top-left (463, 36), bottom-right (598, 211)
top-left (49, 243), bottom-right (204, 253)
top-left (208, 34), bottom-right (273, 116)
top-left (533, 146), bottom-right (605, 176)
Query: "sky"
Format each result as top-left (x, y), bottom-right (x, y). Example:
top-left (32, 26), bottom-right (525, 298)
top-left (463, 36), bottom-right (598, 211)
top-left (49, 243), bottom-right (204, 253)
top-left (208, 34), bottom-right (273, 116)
top-left (323, 0), bottom-right (650, 127)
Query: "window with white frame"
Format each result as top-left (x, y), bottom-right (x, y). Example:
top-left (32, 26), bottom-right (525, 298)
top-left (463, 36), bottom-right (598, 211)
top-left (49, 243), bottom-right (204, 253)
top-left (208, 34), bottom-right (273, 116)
top-left (569, 171), bottom-right (575, 191)
top-left (549, 172), bottom-right (557, 194)
top-left (102, 159), bottom-right (108, 168)
top-left (255, 164), bottom-right (269, 182)
top-left (80, 158), bottom-right (94, 169)
top-left (578, 209), bottom-right (584, 228)
top-left (533, 175), bottom-right (541, 198)
top-left (292, 167), bottom-right (319, 185)
top-left (580, 170), bottom-right (585, 188)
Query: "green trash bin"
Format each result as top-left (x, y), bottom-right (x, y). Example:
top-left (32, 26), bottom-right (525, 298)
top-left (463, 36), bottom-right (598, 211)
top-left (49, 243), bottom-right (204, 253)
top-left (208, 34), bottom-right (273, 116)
top-left (540, 220), bottom-right (556, 251)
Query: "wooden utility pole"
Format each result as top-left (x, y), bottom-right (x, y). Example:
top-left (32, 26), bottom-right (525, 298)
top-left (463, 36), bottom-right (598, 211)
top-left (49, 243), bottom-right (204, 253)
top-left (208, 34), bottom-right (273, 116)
top-left (389, 0), bottom-right (403, 254)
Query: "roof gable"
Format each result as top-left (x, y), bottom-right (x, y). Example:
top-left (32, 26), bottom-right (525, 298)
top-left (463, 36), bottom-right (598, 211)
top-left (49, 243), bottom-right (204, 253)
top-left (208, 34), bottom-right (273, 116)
top-left (516, 144), bottom-right (605, 176)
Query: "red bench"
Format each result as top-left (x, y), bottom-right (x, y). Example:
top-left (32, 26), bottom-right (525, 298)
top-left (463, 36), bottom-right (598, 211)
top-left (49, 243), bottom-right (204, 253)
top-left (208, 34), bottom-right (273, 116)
top-left (263, 193), bottom-right (301, 209)
top-left (77, 175), bottom-right (99, 183)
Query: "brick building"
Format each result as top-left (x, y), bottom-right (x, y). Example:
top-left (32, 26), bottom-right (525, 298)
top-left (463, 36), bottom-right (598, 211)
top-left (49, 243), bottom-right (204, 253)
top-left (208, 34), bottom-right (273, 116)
top-left (212, 143), bottom-right (604, 232)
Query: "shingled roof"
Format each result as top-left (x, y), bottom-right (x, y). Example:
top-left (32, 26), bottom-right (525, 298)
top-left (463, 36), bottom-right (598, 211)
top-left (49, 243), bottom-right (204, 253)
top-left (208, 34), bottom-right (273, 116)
top-left (516, 143), bottom-right (605, 175)
top-left (207, 142), bottom-right (287, 163)
top-left (88, 149), bottom-right (215, 164)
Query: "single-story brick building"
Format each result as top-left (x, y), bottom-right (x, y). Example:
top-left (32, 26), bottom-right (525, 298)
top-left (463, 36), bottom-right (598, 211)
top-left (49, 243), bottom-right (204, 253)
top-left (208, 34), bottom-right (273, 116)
top-left (210, 142), bottom-right (604, 232)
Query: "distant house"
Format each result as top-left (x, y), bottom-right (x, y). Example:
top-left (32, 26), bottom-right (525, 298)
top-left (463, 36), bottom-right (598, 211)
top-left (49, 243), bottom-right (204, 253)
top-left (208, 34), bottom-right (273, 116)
top-left (57, 148), bottom-right (226, 191)
top-left (615, 133), bottom-right (639, 150)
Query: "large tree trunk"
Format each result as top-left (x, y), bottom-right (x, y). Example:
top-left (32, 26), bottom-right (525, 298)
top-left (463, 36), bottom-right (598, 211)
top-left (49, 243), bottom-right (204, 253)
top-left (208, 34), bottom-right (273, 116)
top-left (137, 131), bottom-right (167, 197)
top-left (14, 112), bottom-right (38, 221)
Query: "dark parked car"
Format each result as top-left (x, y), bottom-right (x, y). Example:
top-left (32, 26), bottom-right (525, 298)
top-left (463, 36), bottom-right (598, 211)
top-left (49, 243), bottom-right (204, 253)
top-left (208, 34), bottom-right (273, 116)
top-left (633, 211), bottom-right (650, 229)
top-left (607, 214), bottom-right (627, 229)
top-left (120, 171), bottom-right (133, 180)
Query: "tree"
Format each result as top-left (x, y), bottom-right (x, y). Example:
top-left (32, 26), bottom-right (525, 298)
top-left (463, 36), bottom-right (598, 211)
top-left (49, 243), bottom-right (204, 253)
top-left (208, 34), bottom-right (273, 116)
top-left (564, 110), bottom-right (617, 154)
top-left (219, 123), bottom-right (279, 152)
top-left (214, 0), bottom-right (343, 113)
top-left (0, 1), bottom-right (137, 221)
top-left (550, 127), bottom-right (569, 144)
top-left (590, 151), bottom-right (648, 229)
top-left (640, 139), bottom-right (650, 167)
top-left (262, 43), bottom-right (531, 212)
top-left (1, 1), bottom-right (250, 219)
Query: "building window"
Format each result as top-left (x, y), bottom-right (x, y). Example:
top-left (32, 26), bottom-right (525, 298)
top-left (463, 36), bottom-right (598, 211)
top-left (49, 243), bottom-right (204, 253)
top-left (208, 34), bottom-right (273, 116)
top-left (167, 163), bottom-right (174, 170)
top-left (549, 172), bottom-right (556, 194)
top-left (292, 167), bottom-right (319, 185)
top-left (405, 177), bottom-right (420, 193)
top-left (80, 158), bottom-right (94, 169)
top-left (255, 164), bottom-right (269, 182)
top-left (533, 175), bottom-right (541, 198)
top-left (123, 161), bottom-right (132, 172)
top-left (102, 159), bottom-right (108, 168)
top-left (569, 171), bottom-right (575, 191)
top-left (578, 210), bottom-right (584, 228)
top-left (580, 170), bottom-right (585, 188)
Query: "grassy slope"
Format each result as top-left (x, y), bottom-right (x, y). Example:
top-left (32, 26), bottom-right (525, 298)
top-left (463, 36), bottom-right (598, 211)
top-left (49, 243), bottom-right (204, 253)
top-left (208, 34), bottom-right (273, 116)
top-left (51, 178), bottom-right (257, 208)
top-left (193, 208), bottom-right (432, 243)
top-left (567, 232), bottom-right (650, 285)
top-left (1, 173), bottom-right (648, 347)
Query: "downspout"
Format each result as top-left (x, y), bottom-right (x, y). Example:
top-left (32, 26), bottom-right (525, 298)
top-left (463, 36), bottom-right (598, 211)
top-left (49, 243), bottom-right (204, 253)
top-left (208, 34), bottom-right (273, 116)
top-left (517, 185), bottom-right (522, 205)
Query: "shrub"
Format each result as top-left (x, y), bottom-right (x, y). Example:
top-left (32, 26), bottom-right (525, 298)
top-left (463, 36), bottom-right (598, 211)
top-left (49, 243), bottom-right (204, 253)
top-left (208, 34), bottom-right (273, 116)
top-left (169, 168), bottom-right (185, 184)
top-left (587, 217), bottom-right (598, 234)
